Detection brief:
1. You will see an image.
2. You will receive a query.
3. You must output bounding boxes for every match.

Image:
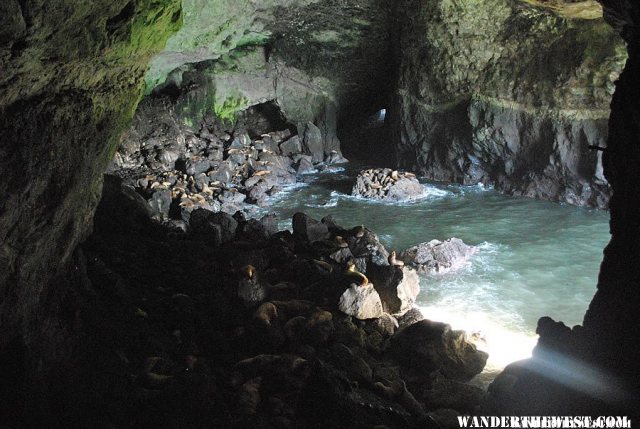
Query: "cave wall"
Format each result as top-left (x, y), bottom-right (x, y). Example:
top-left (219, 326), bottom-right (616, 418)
top-left (584, 0), bottom-right (640, 389)
top-left (0, 0), bottom-right (182, 414)
top-left (139, 0), bottom-right (393, 135)
top-left (484, 0), bottom-right (640, 415)
top-left (394, 0), bottom-right (626, 208)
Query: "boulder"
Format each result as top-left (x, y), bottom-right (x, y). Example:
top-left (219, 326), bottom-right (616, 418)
top-left (352, 168), bottom-right (424, 201)
top-left (338, 284), bottom-right (384, 320)
top-left (325, 150), bottom-right (348, 164)
top-left (189, 208), bottom-right (238, 245)
top-left (399, 238), bottom-right (476, 274)
top-left (391, 319), bottom-right (488, 382)
top-left (295, 157), bottom-right (315, 175)
top-left (298, 122), bottom-right (324, 164)
top-left (348, 228), bottom-right (389, 268)
top-left (372, 313), bottom-right (399, 337)
top-left (280, 135), bottom-right (303, 156)
top-left (367, 265), bottom-right (420, 316)
top-left (184, 157), bottom-right (211, 176)
top-left (292, 213), bottom-right (330, 244)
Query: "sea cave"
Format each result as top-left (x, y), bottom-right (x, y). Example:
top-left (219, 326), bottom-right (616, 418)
top-left (1, 0), bottom-right (639, 427)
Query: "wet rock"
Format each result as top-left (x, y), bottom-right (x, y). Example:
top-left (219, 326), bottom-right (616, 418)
top-left (298, 122), bottom-right (324, 164)
top-left (400, 238), bottom-right (476, 274)
top-left (348, 228), bottom-right (390, 268)
top-left (367, 265), bottom-right (420, 316)
top-left (338, 284), bottom-right (384, 320)
top-left (391, 319), bottom-right (488, 382)
top-left (295, 157), bottom-right (315, 175)
top-left (189, 208), bottom-right (238, 245)
top-left (292, 213), bottom-right (330, 244)
top-left (326, 150), bottom-right (348, 164)
top-left (352, 168), bottom-right (424, 201)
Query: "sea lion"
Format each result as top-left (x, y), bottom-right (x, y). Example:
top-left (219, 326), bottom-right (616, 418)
top-left (311, 259), bottom-right (334, 273)
top-left (254, 302), bottom-right (279, 326)
top-left (334, 236), bottom-right (349, 248)
top-left (238, 265), bottom-right (267, 308)
top-left (388, 250), bottom-right (405, 267)
top-left (352, 225), bottom-right (366, 239)
top-left (345, 261), bottom-right (369, 286)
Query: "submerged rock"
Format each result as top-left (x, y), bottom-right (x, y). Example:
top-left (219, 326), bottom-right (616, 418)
top-left (352, 168), bottom-right (424, 201)
top-left (400, 238), bottom-right (476, 274)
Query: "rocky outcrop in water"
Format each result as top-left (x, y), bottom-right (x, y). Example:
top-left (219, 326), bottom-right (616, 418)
top-left (400, 239), bottom-right (477, 275)
top-left (394, 0), bottom-right (626, 208)
top-left (352, 168), bottom-right (424, 201)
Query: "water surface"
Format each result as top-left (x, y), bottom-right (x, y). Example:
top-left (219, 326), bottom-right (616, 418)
top-left (263, 164), bottom-right (610, 375)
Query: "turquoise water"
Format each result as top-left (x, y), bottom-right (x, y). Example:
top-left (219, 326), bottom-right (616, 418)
top-left (264, 164), bottom-right (610, 370)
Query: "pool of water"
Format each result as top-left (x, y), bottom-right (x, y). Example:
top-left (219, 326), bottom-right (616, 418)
top-left (262, 163), bottom-right (610, 375)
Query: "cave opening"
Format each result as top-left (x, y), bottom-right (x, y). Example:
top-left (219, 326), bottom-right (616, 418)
top-left (1, 0), bottom-right (639, 425)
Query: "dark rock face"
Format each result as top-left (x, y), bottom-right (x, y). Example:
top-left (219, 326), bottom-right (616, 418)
top-left (393, 0), bottom-right (625, 208)
top-left (0, 2), bottom-right (181, 420)
top-left (391, 320), bottom-right (488, 383)
top-left (481, 0), bottom-right (640, 418)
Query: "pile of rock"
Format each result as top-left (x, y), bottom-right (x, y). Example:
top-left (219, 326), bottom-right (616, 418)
top-left (110, 118), bottom-right (347, 226)
top-left (352, 168), bottom-right (424, 201)
top-left (400, 238), bottom-right (476, 274)
top-left (83, 195), bottom-right (489, 426)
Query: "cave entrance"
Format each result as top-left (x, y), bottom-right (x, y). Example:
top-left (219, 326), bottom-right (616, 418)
top-left (337, 105), bottom-right (396, 166)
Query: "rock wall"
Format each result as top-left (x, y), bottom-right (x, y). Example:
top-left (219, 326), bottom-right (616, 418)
top-left (143, 0), bottom-right (393, 132)
top-left (484, 0), bottom-right (640, 416)
top-left (394, 0), bottom-right (626, 208)
top-left (0, 0), bottom-right (181, 420)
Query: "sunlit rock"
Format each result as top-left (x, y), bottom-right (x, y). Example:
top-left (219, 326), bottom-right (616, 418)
top-left (400, 238), bottom-right (476, 275)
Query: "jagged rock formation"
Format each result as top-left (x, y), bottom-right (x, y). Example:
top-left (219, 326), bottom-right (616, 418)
top-left (394, 0), bottom-right (626, 208)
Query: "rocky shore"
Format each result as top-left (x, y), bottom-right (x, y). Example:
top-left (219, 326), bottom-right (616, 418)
top-left (108, 103), bottom-right (347, 227)
top-left (71, 175), bottom-right (489, 427)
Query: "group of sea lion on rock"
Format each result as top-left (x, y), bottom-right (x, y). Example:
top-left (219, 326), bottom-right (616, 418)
top-left (352, 168), bottom-right (425, 201)
top-left (76, 178), bottom-right (488, 428)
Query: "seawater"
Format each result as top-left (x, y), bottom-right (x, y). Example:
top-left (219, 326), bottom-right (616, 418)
top-left (262, 164), bottom-right (610, 378)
